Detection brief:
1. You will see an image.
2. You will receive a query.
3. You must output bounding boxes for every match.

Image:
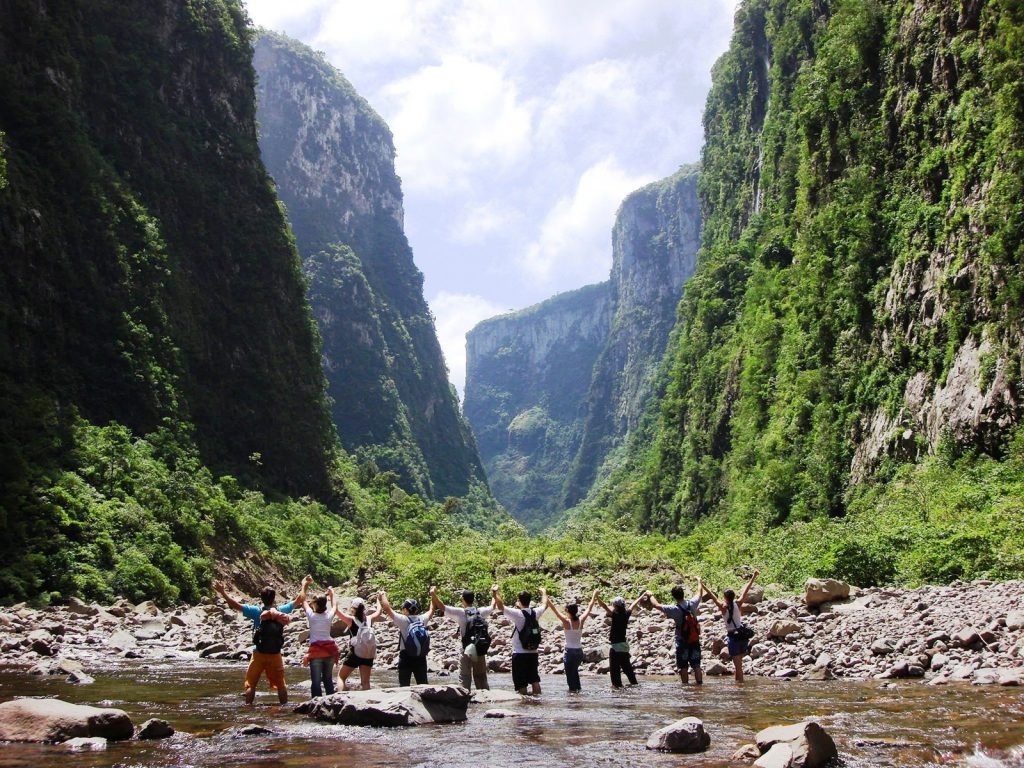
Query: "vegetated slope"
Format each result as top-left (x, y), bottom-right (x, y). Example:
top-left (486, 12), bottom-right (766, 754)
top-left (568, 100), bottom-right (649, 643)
top-left (0, 0), bottom-right (339, 600)
top-left (253, 31), bottom-right (488, 501)
top-left (464, 166), bottom-right (701, 530)
top-left (594, 0), bottom-right (1023, 580)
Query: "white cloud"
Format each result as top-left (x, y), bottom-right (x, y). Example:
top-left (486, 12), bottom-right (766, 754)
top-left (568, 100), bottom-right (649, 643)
top-left (521, 158), bottom-right (655, 286)
top-left (378, 56), bottom-right (533, 193)
top-left (450, 202), bottom-right (520, 245)
top-left (429, 292), bottom-right (506, 398)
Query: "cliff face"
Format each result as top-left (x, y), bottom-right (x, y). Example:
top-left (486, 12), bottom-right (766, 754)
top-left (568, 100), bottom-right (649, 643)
top-left (464, 166), bottom-right (701, 529)
top-left (253, 32), bottom-right (487, 500)
top-left (464, 283), bottom-right (612, 530)
top-left (619, 0), bottom-right (1024, 533)
top-left (0, 1), bottom-right (335, 499)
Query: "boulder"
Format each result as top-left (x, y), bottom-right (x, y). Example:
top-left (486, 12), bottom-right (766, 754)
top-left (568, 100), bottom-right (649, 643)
top-left (733, 743), bottom-right (763, 761)
top-left (106, 630), bottom-right (138, 652)
top-left (870, 639), bottom-right (894, 656)
top-left (804, 579), bottom-right (850, 608)
top-left (645, 717), bottom-right (711, 753)
top-left (65, 671), bottom-right (96, 685)
top-left (755, 721), bottom-right (838, 768)
top-left (133, 601), bottom-right (161, 617)
top-left (705, 661), bottom-right (732, 676)
top-left (470, 689), bottom-right (523, 705)
top-left (137, 718), bottom-right (175, 739)
top-left (483, 709), bottom-right (522, 718)
top-left (755, 743), bottom-right (795, 768)
top-left (133, 619), bottom-right (167, 641)
top-left (952, 627), bottom-right (982, 649)
top-left (294, 685), bottom-right (471, 727)
top-left (66, 598), bottom-right (99, 618)
top-left (62, 736), bottom-right (107, 750)
top-left (0, 699), bottom-right (134, 743)
top-left (769, 621), bottom-right (803, 640)
top-left (1006, 610), bottom-right (1024, 631)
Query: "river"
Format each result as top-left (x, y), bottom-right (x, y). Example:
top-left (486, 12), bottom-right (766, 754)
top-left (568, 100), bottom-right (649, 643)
top-left (1, 661), bottom-right (1022, 767)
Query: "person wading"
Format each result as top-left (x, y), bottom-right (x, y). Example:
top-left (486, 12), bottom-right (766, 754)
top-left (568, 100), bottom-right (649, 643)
top-left (378, 590), bottom-right (432, 686)
top-left (646, 579), bottom-right (705, 685)
top-left (595, 591), bottom-right (645, 688)
top-left (213, 580), bottom-right (303, 704)
top-left (703, 569), bottom-right (760, 682)
top-left (430, 585), bottom-right (495, 691)
top-left (493, 584), bottom-right (547, 695)
top-left (545, 589), bottom-right (598, 692)
top-left (297, 575), bottom-right (340, 698)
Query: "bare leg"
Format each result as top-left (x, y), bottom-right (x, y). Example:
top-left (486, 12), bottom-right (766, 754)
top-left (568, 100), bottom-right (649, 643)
top-left (531, 682), bottom-right (542, 695)
top-left (278, 685), bottom-right (288, 705)
top-left (694, 667), bottom-right (703, 685)
top-left (733, 656), bottom-right (744, 682)
top-left (338, 664), bottom-right (355, 691)
top-left (359, 665), bottom-right (371, 690)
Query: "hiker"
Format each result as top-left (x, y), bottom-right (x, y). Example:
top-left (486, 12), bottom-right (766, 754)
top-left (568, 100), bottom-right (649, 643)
top-left (703, 569), bottom-right (760, 682)
top-left (429, 585), bottom-right (494, 691)
top-left (645, 579), bottom-right (706, 685)
top-left (595, 591), bottom-right (645, 688)
top-left (297, 575), bottom-right (340, 697)
top-left (333, 593), bottom-right (382, 691)
top-left (493, 584), bottom-right (547, 695)
top-left (545, 589), bottom-right (598, 692)
top-left (213, 579), bottom-right (303, 704)
top-left (378, 590), bottom-right (432, 686)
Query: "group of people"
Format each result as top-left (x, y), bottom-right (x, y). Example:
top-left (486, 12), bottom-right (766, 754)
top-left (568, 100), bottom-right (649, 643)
top-left (212, 570), bottom-right (760, 704)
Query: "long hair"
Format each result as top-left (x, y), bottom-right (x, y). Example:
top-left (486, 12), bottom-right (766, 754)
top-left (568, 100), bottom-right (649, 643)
top-left (566, 603), bottom-right (579, 619)
top-left (353, 602), bottom-right (366, 621)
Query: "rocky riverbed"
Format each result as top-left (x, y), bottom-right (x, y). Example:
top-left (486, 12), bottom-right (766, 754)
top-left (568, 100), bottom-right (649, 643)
top-left (1, 579), bottom-right (1022, 688)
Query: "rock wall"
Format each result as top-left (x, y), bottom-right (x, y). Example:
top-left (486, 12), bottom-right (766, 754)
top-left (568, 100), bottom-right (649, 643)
top-left (253, 32), bottom-right (487, 500)
top-left (464, 166), bottom-right (701, 528)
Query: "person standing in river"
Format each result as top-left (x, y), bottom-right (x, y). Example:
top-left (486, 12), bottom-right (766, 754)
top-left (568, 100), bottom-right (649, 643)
top-left (703, 569), bottom-right (760, 682)
top-left (333, 594), bottom-right (382, 691)
top-left (645, 579), bottom-right (705, 686)
top-left (296, 575), bottom-right (340, 698)
top-left (213, 579), bottom-right (303, 705)
top-left (595, 591), bottom-right (645, 688)
top-left (429, 585), bottom-right (495, 691)
top-left (493, 584), bottom-right (547, 695)
top-left (545, 590), bottom-right (598, 692)
top-left (378, 590), bottom-right (433, 686)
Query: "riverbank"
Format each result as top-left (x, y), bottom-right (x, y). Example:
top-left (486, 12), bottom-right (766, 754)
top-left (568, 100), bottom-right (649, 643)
top-left (2, 577), bottom-right (1024, 684)
top-left (1, 578), bottom-right (1022, 687)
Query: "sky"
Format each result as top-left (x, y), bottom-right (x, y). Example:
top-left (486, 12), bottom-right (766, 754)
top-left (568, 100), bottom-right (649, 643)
top-left (243, 1), bottom-right (737, 396)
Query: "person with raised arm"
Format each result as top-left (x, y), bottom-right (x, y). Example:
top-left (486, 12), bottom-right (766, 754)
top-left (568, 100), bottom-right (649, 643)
top-left (645, 578), bottom-right (705, 685)
top-left (703, 569), bottom-right (760, 682)
top-left (546, 589), bottom-right (598, 692)
top-left (493, 583), bottom-right (547, 695)
top-left (430, 585), bottom-right (495, 691)
top-left (378, 590), bottom-right (433, 686)
top-left (212, 578), bottom-right (304, 705)
top-left (594, 590), bottom-right (646, 688)
top-left (297, 575), bottom-right (340, 698)
top-left (333, 592), bottom-right (383, 691)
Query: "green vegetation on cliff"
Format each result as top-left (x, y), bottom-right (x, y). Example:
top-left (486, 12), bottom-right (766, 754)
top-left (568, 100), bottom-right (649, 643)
top-left (584, 0), bottom-right (1024, 583)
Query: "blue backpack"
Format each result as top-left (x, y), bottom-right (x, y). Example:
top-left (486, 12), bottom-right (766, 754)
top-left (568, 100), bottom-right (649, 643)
top-left (404, 616), bottom-right (430, 658)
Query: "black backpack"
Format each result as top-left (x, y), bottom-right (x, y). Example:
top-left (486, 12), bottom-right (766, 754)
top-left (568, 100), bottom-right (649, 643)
top-left (253, 618), bottom-right (285, 654)
top-left (517, 608), bottom-right (542, 651)
top-left (462, 607), bottom-right (491, 655)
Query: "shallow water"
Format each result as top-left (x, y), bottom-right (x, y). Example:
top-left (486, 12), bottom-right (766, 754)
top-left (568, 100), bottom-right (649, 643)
top-left (1, 661), bottom-right (1023, 767)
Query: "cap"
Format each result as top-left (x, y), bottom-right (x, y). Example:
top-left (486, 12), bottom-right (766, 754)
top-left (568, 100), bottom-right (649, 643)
top-left (612, 596), bottom-right (626, 608)
top-left (350, 597), bottom-right (365, 609)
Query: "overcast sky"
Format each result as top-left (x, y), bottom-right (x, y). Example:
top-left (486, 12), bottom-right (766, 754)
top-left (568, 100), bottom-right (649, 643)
top-left (244, 1), bottom-right (737, 396)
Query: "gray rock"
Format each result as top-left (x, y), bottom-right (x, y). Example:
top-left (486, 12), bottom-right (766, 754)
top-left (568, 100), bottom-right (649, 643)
top-left (65, 671), bottom-right (95, 685)
top-left (483, 709), bottom-right (522, 718)
top-left (137, 718), bottom-right (175, 739)
top-left (705, 661), bottom-right (732, 676)
top-left (755, 721), bottom-right (838, 768)
top-left (66, 598), bottom-right (99, 618)
top-left (62, 736), bottom-right (107, 750)
top-left (222, 724), bottom-right (274, 737)
top-left (646, 716), bottom-right (711, 753)
top-left (294, 684), bottom-right (471, 727)
top-left (755, 743), bottom-right (795, 768)
top-left (470, 689), bottom-right (523, 705)
top-left (1006, 610), bottom-right (1024, 631)
top-left (952, 627), bottom-right (982, 648)
top-left (769, 621), bottom-right (803, 640)
top-left (733, 743), bottom-right (762, 761)
top-left (133, 601), bottom-right (161, 617)
top-left (107, 630), bottom-right (138, 652)
top-left (199, 643), bottom-right (230, 658)
top-left (0, 699), bottom-right (134, 743)
top-left (804, 579), bottom-right (850, 608)
top-left (870, 639), bottom-right (894, 656)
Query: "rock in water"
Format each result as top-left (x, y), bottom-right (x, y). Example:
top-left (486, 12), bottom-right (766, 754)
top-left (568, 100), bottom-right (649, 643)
top-left (755, 721), bottom-right (838, 768)
top-left (137, 718), bottom-right (175, 739)
top-left (646, 716), bottom-right (711, 753)
top-left (0, 699), bottom-right (134, 743)
top-left (294, 685), bottom-right (471, 727)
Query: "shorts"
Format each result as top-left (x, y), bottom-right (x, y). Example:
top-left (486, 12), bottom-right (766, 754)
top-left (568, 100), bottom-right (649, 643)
top-left (674, 641), bottom-right (702, 671)
top-left (726, 632), bottom-right (750, 658)
top-left (245, 651), bottom-right (286, 691)
top-left (511, 652), bottom-right (540, 689)
top-left (342, 652), bottom-right (374, 668)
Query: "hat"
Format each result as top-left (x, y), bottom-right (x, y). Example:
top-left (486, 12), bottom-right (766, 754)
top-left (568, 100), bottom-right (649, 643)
top-left (350, 597), bottom-right (365, 609)
top-left (612, 596), bottom-right (626, 608)
top-left (402, 598), bottom-right (419, 613)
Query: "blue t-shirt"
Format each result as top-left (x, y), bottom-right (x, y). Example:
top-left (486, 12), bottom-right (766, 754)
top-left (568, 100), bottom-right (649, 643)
top-left (660, 597), bottom-right (701, 640)
top-left (241, 600), bottom-right (295, 629)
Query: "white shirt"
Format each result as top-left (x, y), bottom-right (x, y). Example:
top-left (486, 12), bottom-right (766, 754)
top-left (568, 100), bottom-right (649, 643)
top-left (304, 606), bottom-right (334, 644)
top-left (503, 605), bottom-right (546, 654)
top-left (444, 605), bottom-right (494, 635)
top-left (564, 625), bottom-right (583, 650)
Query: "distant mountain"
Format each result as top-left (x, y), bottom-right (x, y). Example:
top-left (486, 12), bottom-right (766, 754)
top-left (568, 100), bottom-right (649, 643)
top-left (253, 32), bottom-right (488, 500)
top-left (464, 166), bottom-right (701, 529)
